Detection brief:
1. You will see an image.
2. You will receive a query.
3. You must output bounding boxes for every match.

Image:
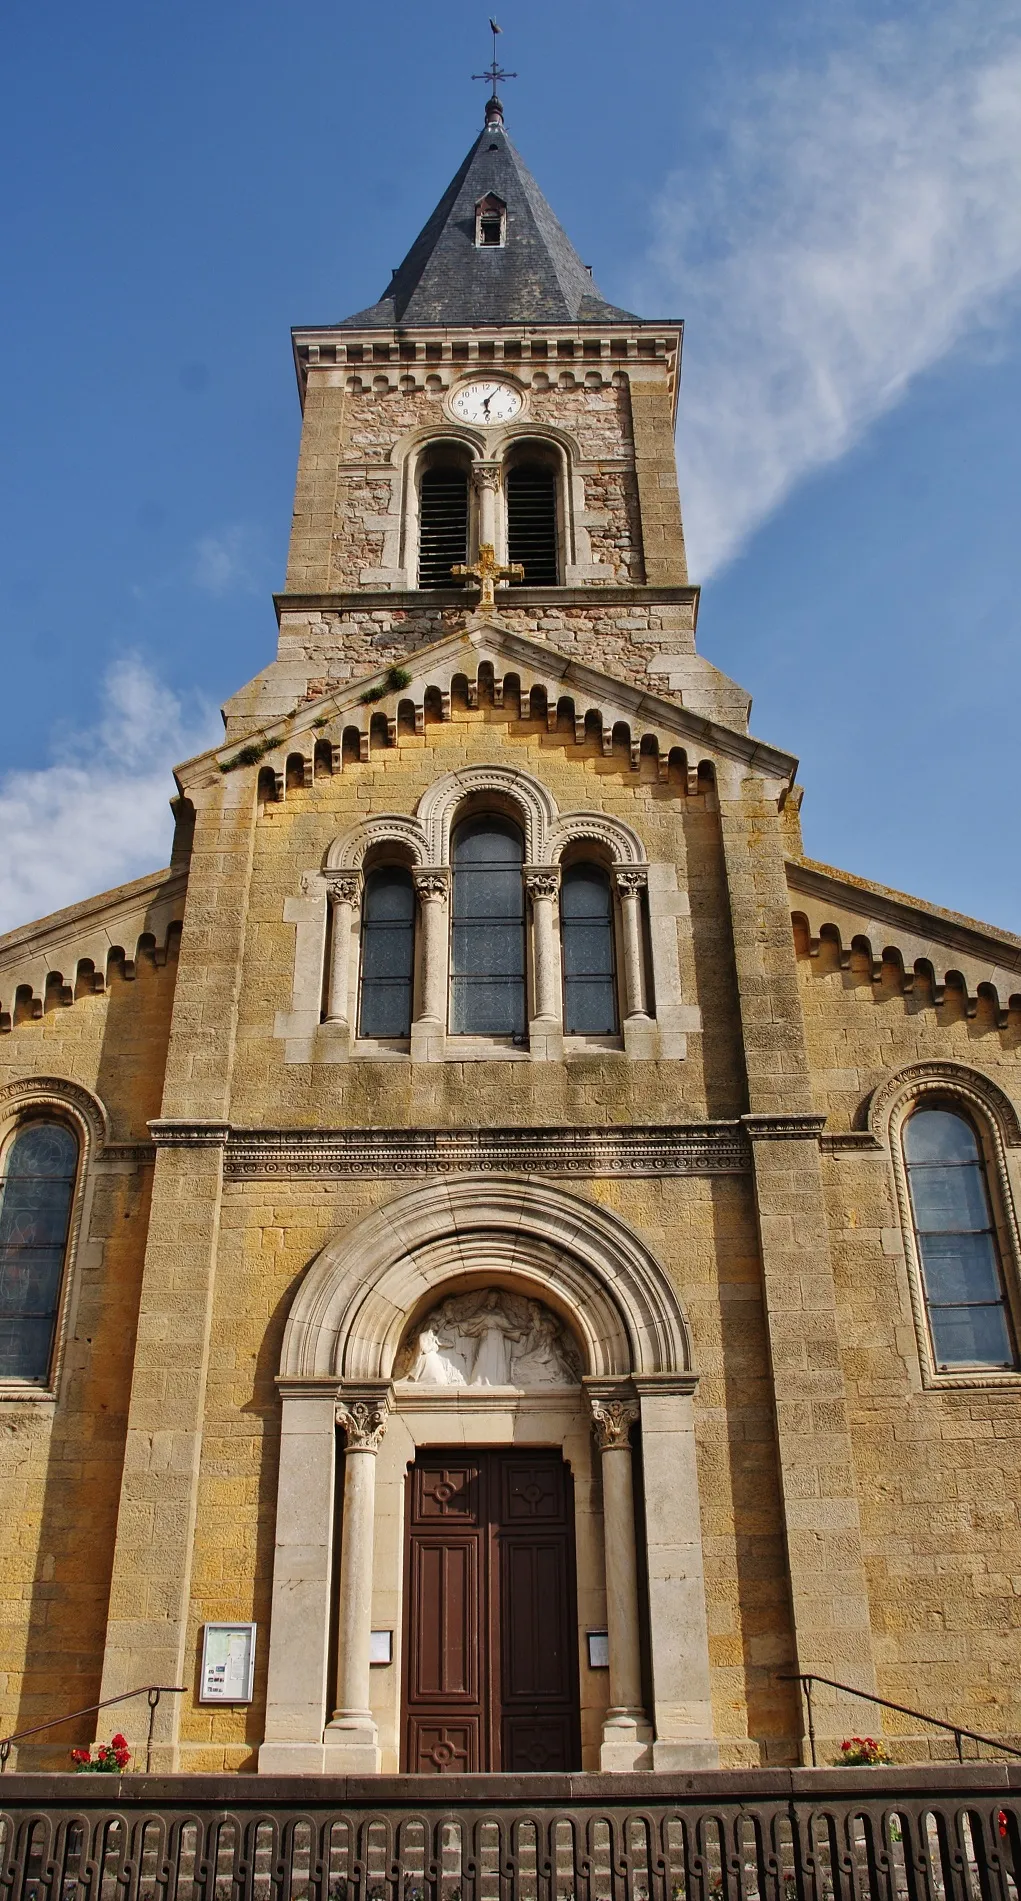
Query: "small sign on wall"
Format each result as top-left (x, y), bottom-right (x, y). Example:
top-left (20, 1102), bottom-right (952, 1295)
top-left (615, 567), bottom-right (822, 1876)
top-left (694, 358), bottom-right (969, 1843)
top-left (587, 1631), bottom-right (610, 1669)
top-left (200, 1623), bottom-right (257, 1703)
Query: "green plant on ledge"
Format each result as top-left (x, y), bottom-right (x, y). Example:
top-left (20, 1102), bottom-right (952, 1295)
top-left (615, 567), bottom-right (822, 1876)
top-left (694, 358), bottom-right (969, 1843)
top-left (358, 666), bottom-right (413, 705)
top-left (218, 737), bottom-right (275, 773)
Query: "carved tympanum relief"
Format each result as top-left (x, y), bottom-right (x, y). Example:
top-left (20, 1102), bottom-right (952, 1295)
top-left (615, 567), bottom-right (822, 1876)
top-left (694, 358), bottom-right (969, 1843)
top-left (395, 1289), bottom-right (582, 1388)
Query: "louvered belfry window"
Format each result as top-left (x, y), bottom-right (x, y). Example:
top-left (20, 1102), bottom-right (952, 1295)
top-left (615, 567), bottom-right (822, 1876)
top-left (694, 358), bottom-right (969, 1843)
top-left (418, 467), bottom-right (469, 588)
top-left (506, 463), bottom-right (559, 585)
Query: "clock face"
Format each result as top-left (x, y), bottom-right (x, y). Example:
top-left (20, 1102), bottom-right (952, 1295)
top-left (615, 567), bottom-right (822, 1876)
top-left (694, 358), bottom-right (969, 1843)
top-left (449, 380), bottom-right (523, 425)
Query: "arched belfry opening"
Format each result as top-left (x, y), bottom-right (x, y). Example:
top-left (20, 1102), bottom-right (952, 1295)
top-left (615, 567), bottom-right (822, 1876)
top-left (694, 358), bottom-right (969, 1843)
top-left (261, 1178), bottom-right (716, 1778)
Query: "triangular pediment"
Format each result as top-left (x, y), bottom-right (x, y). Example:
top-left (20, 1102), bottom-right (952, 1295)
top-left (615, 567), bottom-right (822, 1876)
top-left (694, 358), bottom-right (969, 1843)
top-left (180, 617), bottom-right (797, 798)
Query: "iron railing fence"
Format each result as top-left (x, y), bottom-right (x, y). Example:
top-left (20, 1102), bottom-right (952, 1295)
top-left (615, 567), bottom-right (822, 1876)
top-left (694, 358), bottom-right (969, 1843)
top-left (2, 1766), bottom-right (1021, 1901)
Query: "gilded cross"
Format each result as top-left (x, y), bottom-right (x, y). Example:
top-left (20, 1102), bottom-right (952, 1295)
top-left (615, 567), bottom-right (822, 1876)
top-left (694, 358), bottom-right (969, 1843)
top-left (451, 541), bottom-right (524, 610)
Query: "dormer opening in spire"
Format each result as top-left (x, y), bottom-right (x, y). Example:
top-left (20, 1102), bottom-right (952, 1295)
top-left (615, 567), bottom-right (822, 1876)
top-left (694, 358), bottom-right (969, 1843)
top-left (476, 194), bottom-right (506, 248)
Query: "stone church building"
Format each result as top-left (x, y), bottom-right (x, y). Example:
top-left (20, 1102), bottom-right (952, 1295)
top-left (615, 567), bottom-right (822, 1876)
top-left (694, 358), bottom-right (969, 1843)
top-left (3, 97), bottom-right (1021, 1779)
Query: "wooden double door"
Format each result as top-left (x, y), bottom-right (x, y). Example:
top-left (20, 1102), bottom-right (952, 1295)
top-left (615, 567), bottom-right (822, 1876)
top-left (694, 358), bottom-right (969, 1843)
top-left (402, 1448), bottom-right (581, 1773)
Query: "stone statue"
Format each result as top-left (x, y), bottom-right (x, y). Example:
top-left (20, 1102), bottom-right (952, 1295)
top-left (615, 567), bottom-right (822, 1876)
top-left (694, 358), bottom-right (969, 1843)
top-left (408, 1327), bottom-right (465, 1386)
top-left (397, 1290), bottom-right (581, 1387)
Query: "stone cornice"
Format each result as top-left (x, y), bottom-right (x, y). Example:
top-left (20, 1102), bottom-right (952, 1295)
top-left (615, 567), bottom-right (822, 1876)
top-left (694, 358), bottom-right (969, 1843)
top-left (741, 1114), bottom-right (828, 1142)
top-left (223, 1123), bottom-right (749, 1181)
top-left (149, 1119), bottom-right (231, 1149)
top-left (786, 857), bottom-right (1021, 974)
top-left (275, 586), bottom-right (699, 619)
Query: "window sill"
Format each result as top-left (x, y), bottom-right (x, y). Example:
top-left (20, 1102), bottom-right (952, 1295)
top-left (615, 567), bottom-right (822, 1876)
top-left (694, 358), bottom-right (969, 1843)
top-left (443, 1036), bottom-right (531, 1061)
top-left (0, 1382), bottom-right (57, 1404)
top-left (351, 1039), bottom-right (412, 1061)
top-left (920, 1366), bottom-right (1021, 1391)
top-left (563, 1034), bottom-right (625, 1055)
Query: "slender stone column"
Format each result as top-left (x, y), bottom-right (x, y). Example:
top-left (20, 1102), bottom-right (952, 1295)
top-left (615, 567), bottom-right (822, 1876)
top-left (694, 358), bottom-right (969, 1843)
top-left (324, 1392), bottom-right (390, 1772)
top-left (472, 461), bottom-right (502, 556)
top-left (614, 869), bottom-right (650, 1019)
top-left (412, 870), bottom-right (450, 1053)
top-left (525, 867), bottom-right (561, 1025)
top-left (590, 1395), bottom-right (653, 1770)
top-left (324, 872), bottom-right (361, 1025)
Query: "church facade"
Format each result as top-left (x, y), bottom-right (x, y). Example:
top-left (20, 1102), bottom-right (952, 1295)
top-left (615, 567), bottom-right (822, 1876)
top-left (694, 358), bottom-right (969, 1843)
top-left (3, 98), bottom-right (1021, 1778)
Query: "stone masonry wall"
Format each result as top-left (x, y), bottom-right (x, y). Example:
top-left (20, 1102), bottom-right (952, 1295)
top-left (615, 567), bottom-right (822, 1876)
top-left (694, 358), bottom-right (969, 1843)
top-left (797, 940), bottom-right (1021, 1751)
top-left (0, 951), bottom-right (178, 1766)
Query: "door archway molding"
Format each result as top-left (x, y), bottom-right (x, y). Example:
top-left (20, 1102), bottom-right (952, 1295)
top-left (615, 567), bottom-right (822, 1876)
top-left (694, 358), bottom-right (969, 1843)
top-left (279, 1173), bottom-right (693, 1383)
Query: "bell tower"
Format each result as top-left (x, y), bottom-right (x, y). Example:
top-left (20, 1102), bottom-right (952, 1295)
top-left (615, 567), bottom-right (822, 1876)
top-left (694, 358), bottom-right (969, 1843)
top-left (225, 91), bottom-right (755, 743)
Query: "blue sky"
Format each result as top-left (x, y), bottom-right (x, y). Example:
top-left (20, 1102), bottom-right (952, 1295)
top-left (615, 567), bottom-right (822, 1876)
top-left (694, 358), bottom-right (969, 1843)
top-left (2, 0), bottom-right (1020, 933)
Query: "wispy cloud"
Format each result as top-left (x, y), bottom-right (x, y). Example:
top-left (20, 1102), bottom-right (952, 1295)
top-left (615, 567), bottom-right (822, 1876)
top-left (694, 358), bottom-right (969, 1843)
top-left (0, 658), bottom-right (218, 935)
top-left (192, 524), bottom-right (261, 596)
top-left (639, 7), bottom-right (1021, 575)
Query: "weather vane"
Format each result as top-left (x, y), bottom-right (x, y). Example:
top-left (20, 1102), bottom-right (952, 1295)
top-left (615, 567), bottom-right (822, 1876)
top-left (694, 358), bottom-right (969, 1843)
top-left (473, 19), bottom-right (516, 99)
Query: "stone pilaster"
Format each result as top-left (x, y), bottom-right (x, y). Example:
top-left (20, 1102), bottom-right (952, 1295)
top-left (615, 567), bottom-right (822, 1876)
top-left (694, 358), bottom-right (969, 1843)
top-left (96, 770), bottom-right (257, 1769)
top-left (718, 771), bottom-right (878, 1760)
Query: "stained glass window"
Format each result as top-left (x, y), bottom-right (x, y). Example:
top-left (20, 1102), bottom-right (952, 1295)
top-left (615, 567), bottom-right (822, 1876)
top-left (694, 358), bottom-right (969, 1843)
top-left (358, 867), bottom-right (416, 1038)
top-left (562, 864), bottom-right (618, 1035)
top-left (450, 816), bottom-right (526, 1036)
top-left (0, 1121), bottom-right (78, 1382)
top-left (904, 1106), bottom-right (1015, 1370)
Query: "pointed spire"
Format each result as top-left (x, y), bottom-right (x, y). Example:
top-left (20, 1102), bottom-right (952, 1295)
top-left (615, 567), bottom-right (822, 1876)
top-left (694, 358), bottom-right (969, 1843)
top-left (339, 106), bottom-right (636, 330)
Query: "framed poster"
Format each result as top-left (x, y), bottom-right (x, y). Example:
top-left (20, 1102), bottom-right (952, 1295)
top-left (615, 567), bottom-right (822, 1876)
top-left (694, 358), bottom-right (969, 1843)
top-left (200, 1622), bottom-right (256, 1703)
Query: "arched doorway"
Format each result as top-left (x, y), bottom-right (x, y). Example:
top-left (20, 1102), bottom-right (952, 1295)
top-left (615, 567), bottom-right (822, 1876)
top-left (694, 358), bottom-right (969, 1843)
top-left (260, 1177), bottom-right (717, 1775)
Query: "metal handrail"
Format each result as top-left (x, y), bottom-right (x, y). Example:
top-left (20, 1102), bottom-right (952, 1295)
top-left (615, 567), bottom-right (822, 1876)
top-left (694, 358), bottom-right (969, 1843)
top-left (778, 1670), bottom-right (1021, 1768)
top-left (0, 1684), bottom-right (185, 1775)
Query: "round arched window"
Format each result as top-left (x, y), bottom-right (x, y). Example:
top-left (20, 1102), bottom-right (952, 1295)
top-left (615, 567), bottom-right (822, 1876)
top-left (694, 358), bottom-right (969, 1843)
top-left (903, 1105), bottom-right (1015, 1370)
top-left (0, 1121), bottom-right (79, 1382)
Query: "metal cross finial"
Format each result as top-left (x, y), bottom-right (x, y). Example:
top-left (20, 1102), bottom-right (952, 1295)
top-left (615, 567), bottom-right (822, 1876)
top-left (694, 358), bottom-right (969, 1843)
top-left (451, 542), bottom-right (523, 610)
top-left (473, 20), bottom-right (516, 100)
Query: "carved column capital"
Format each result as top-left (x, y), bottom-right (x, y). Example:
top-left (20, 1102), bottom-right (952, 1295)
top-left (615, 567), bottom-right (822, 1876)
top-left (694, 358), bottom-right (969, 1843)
top-left (471, 460), bottom-right (503, 494)
top-left (613, 867), bottom-right (649, 900)
top-left (589, 1396), bottom-right (640, 1451)
top-left (413, 868), bottom-right (450, 903)
top-left (524, 866), bottom-right (561, 902)
top-left (336, 1396), bottom-right (390, 1452)
top-left (325, 871), bottom-right (362, 907)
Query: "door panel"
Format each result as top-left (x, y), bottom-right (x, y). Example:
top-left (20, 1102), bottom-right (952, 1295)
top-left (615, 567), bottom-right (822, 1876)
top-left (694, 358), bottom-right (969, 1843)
top-left (403, 1448), bottom-right (581, 1772)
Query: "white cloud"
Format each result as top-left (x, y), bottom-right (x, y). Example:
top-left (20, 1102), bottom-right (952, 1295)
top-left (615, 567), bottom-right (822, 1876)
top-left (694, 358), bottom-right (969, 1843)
top-left (639, 7), bottom-right (1021, 575)
top-left (0, 658), bottom-right (219, 935)
top-left (192, 524), bottom-right (260, 596)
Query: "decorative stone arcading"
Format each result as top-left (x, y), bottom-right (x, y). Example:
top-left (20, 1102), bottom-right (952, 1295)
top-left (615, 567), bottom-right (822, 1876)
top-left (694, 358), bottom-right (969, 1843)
top-left (589, 1396), bottom-right (640, 1451)
top-left (336, 1396), bottom-right (390, 1452)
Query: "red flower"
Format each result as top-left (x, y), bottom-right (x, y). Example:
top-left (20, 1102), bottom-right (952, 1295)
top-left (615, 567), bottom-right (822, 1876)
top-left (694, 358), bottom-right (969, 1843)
top-left (111, 1733), bottom-right (128, 1748)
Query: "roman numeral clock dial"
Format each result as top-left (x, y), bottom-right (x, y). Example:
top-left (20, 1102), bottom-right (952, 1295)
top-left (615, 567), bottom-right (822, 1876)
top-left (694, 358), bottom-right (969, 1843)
top-left (449, 380), bottom-right (523, 424)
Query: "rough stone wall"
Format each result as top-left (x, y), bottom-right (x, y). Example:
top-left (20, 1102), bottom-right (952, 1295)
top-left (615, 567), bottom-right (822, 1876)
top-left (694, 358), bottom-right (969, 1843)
top-left (284, 373), bottom-right (646, 596)
top-left (0, 951), bottom-right (178, 1766)
top-left (797, 942), bottom-right (1021, 1750)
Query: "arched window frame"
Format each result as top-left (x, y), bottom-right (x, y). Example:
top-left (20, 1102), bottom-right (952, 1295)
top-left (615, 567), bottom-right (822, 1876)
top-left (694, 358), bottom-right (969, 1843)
top-left (500, 437), bottom-right (567, 587)
top-left (355, 858), bottom-right (418, 1045)
top-left (401, 435), bottom-right (480, 592)
top-left (557, 851), bottom-right (624, 1044)
top-left (0, 1080), bottom-right (100, 1400)
top-left (879, 1066), bottom-right (1021, 1389)
top-left (448, 806), bottom-right (528, 1040)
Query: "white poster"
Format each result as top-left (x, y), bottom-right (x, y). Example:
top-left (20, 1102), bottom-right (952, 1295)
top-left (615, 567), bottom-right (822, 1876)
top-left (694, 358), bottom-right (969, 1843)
top-left (200, 1623), bottom-right (256, 1703)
